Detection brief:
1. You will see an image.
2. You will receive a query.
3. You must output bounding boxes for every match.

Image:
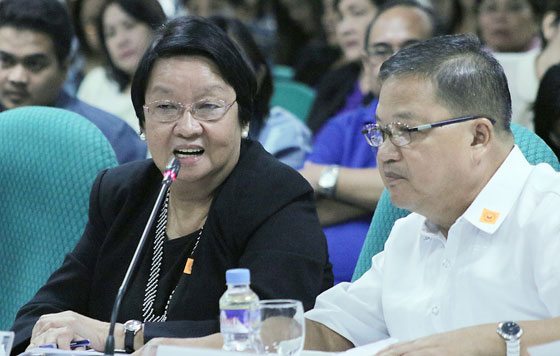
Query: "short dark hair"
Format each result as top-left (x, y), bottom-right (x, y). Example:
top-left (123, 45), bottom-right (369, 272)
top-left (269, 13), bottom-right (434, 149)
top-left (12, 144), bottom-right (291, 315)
top-left (0, 0), bottom-right (73, 66)
top-left (131, 16), bottom-right (257, 130)
top-left (379, 34), bottom-right (512, 132)
top-left (97, 0), bottom-right (166, 92)
top-left (364, 0), bottom-right (442, 50)
top-left (533, 63), bottom-right (560, 155)
top-left (207, 15), bottom-right (272, 134)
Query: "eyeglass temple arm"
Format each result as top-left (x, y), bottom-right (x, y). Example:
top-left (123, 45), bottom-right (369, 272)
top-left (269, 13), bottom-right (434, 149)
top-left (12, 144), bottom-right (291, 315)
top-left (409, 115), bottom-right (494, 132)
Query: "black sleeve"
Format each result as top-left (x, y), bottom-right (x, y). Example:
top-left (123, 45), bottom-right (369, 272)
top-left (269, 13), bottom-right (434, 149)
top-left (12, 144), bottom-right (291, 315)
top-left (143, 320), bottom-right (219, 340)
top-left (10, 170), bottom-right (110, 354)
top-left (238, 190), bottom-right (331, 311)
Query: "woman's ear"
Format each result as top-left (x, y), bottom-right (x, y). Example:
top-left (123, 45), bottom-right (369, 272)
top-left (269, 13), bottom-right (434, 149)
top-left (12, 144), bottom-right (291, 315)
top-left (542, 12), bottom-right (559, 43)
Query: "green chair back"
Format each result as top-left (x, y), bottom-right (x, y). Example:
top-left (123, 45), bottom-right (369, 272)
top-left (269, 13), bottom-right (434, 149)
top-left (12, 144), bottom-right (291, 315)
top-left (352, 123), bottom-right (560, 281)
top-left (0, 106), bottom-right (118, 329)
top-left (272, 65), bottom-right (295, 81)
top-left (270, 80), bottom-right (316, 122)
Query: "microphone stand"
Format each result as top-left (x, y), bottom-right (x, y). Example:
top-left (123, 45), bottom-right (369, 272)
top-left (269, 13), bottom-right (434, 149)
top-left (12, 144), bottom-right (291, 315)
top-left (104, 158), bottom-right (180, 355)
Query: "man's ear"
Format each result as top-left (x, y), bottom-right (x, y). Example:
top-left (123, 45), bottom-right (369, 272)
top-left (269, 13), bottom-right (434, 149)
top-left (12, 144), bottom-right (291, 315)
top-left (542, 11), bottom-right (559, 42)
top-left (471, 118), bottom-right (493, 148)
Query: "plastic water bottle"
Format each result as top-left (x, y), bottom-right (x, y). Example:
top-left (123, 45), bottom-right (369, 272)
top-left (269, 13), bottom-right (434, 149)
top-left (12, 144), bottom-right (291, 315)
top-left (220, 268), bottom-right (261, 352)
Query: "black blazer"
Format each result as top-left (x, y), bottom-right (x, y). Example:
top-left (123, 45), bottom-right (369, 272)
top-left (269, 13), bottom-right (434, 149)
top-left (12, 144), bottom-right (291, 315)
top-left (11, 140), bottom-right (333, 353)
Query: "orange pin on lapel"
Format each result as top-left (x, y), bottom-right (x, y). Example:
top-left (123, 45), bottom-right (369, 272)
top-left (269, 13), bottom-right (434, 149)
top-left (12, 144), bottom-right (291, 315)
top-left (479, 208), bottom-right (500, 224)
top-left (184, 258), bottom-right (194, 274)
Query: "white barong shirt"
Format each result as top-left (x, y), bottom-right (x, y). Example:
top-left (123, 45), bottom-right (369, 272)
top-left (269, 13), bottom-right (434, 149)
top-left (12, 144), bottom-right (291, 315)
top-left (305, 146), bottom-right (560, 346)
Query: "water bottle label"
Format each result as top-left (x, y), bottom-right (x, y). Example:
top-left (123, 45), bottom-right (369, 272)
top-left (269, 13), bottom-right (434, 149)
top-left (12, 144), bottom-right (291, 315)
top-left (220, 309), bottom-right (258, 333)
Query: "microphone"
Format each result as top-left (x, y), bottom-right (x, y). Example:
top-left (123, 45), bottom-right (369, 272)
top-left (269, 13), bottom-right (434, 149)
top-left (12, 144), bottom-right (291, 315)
top-left (104, 157), bottom-right (181, 355)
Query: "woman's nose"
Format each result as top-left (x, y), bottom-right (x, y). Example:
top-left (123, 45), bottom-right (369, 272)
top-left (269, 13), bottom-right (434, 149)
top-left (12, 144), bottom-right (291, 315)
top-left (174, 110), bottom-right (203, 136)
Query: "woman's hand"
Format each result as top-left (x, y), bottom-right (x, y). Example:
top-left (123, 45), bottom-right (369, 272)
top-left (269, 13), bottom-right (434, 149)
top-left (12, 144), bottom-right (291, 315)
top-left (27, 311), bottom-right (109, 351)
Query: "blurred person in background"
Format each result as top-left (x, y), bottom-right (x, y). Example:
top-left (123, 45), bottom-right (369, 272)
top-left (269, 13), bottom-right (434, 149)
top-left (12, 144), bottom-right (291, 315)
top-left (209, 15), bottom-right (312, 169)
top-left (0, 0), bottom-right (146, 164)
top-left (476, 0), bottom-right (540, 53)
top-left (306, 0), bottom-right (383, 134)
top-left (299, 0), bottom-right (437, 284)
top-left (533, 63), bottom-right (560, 159)
top-left (71, 0), bottom-right (106, 78)
top-left (182, 0), bottom-right (277, 63)
top-left (494, 0), bottom-right (559, 130)
top-left (293, 0), bottom-right (345, 88)
top-left (11, 16), bottom-right (332, 354)
top-left (431, 0), bottom-right (477, 34)
top-left (78, 0), bottom-right (167, 133)
top-left (273, 0), bottom-right (325, 66)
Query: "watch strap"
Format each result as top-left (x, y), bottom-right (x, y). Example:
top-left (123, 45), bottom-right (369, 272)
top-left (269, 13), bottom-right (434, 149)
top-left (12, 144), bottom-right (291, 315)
top-left (506, 339), bottom-right (520, 356)
top-left (318, 165), bottom-right (339, 198)
top-left (124, 320), bottom-right (142, 354)
top-left (124, 327), bottom-right (135, 354)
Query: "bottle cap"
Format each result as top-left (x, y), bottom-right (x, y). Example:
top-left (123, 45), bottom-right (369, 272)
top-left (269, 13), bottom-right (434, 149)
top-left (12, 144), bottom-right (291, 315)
top-left (225, 268), bottom-right (250, 285)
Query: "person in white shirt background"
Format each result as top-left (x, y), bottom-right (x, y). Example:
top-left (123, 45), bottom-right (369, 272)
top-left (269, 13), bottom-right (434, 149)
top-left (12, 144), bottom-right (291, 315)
top-left (493, 0), bottom-right (560, 131)
top-left (135, 33), bottom-right (560, 356)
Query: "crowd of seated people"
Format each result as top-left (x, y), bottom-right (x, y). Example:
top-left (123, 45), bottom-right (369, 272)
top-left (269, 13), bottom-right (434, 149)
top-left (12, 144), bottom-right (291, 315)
top-left (3, 0), bottom-right (560, 353)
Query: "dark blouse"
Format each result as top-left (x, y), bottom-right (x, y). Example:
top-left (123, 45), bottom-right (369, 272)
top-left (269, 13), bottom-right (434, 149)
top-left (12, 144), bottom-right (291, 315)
top-left (122, 230), bottom-right (199, 319)
top-left (11, 140), bottom-right (333, 353)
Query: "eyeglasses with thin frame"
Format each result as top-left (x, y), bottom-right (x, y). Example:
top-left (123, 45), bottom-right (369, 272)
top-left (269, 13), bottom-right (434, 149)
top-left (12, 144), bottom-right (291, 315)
top-left (361, 115), bottom-right (496, 147)
top-left (143, 98), bottom-right (237, 123)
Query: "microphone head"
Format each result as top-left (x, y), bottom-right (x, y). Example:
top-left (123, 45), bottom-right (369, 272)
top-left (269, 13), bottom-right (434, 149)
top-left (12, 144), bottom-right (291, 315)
top-left (163, 157), bottom-right (181, 183)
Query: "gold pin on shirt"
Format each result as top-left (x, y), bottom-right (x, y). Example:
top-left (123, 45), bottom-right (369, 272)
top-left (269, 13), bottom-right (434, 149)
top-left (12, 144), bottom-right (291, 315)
top-left (479, 208), bottom-right (500, 224)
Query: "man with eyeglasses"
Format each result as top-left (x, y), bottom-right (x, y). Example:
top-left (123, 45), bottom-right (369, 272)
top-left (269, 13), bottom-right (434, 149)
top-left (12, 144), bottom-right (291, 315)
top-left (299, 0), bottom-right (437, 284)
top-left (0, 0), bottom-right (146, 164)
top-left (301, 33), bottom-right (560, 355)
top-left (129, 32), bottom-right (560, 356)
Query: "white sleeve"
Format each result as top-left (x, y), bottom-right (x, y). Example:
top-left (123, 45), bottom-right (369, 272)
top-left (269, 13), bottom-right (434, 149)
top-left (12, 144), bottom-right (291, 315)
top-left (304, 252), bottom-right (389, 346)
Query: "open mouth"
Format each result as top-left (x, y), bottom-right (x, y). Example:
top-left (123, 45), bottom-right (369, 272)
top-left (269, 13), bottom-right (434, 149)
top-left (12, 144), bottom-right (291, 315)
top-left (174, 148), bottom-right (204, 158)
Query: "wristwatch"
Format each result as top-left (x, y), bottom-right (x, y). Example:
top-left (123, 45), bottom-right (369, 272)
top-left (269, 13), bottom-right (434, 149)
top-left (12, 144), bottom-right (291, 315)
top-left (496, 321), bottom-right (523, 356)
top-left (124, 319), bottom-right (143, 353)
top-left (318, 165), bottom-right (340, 198)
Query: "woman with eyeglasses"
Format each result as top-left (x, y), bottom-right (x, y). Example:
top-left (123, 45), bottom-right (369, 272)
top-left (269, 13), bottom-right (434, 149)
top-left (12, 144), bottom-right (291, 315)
top-left (11, 16), bottom-right (333, 354)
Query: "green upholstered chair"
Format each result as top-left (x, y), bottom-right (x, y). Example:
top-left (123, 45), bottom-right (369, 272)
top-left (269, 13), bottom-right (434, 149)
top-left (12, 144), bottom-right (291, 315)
top-left (352, 123), bottom-right (560, 281)
top-left (272, 65), bottom-right (295, 81)
top-left (270, 80), bottom-right (316, 122)
top-left (0, 106), bottom-right (118, 329)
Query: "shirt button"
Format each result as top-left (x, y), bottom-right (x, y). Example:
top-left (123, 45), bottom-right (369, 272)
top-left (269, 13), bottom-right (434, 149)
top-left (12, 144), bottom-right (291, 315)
top-left (431, 306), bottom-right (440, 315)
top-left (442, 259), bottom-right (451, 269)
top-left (422, 235), bottom-right (430, 241)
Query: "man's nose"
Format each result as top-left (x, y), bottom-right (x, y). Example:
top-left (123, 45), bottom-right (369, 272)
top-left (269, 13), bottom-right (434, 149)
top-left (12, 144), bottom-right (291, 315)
top-left (376, 138), bottom-right (402, 163)
top-left (7, 64), bottom-right (29, 85)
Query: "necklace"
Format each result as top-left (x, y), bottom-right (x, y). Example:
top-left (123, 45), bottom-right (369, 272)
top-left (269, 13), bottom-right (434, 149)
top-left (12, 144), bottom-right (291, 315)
top-left (142, 188), bottom-right (204, 322)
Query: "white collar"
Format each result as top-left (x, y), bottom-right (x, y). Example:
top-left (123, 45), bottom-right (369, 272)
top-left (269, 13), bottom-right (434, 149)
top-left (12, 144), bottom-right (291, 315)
top-left (418, 146), bottom-right (531, 238)
top-left (461, 145), bottom-right (531, 234)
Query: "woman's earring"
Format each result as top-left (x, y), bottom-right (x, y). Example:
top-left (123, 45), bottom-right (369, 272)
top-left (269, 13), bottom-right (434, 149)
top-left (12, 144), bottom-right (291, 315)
top-left (241, 125), bottom-right (249, 139)
top-left (139, 132), bottom-right (146, 141)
